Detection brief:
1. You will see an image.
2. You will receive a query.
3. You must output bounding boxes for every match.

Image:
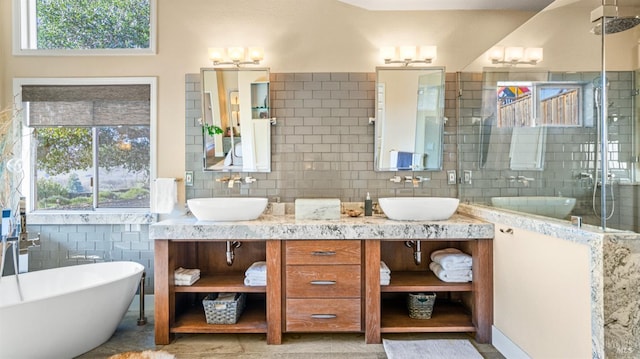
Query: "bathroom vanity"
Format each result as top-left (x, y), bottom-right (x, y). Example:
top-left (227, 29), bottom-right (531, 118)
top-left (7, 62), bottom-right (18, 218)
top-left (151, 214), bottom-right (494, 345)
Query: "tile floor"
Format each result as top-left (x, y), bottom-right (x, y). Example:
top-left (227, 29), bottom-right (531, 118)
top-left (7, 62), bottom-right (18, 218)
top-left (77, 305), bottom-right (505, 359)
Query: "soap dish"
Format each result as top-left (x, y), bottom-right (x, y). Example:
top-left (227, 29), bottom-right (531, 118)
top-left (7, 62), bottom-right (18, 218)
top-left (346, 209), bottom-right (362, 217)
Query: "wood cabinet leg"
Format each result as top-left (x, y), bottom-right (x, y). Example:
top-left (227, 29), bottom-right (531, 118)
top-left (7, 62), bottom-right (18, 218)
top-left (364, 240), bottom-right (381, 344)
top-left (154, 240), bottom-right (174, 345)
top-left (266, 240), bottom-right (282, 344)
top-left (473, 239), bottom-right (493, 343)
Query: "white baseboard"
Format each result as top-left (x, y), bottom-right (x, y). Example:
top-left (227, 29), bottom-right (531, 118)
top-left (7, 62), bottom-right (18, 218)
top-left (492, 326), bottom-right (531, 359)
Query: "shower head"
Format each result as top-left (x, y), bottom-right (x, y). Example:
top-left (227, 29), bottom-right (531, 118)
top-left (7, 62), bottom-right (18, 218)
top-left (592, 16), bottom-right (640, 35)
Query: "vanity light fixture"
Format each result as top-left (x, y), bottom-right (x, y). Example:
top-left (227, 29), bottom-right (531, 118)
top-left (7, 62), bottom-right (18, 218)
top-left (488, 46), bottom-right (543, 66)
top-left (208, 47), bottom-right (264, 67)
top-left (380, 45), bottom-right (437, 66)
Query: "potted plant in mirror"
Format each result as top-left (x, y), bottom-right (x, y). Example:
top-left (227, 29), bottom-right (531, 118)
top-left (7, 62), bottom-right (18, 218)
top-left (202, 122), bottom-right (223, 137)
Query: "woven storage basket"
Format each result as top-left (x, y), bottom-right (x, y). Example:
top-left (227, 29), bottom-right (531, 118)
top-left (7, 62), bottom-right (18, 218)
top-left (407, 292), bottom-right (436, 319)
top-left (202, 293), bottom-right (246, 324)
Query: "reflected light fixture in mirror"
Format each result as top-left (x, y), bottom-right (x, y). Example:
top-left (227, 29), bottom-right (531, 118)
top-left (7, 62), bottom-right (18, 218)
top-left (208, 47), bottom-right (264, 67)
top-left (380, 45), bottom-right (437, 66)
top-left (488, 46), bottom-right (543, 65)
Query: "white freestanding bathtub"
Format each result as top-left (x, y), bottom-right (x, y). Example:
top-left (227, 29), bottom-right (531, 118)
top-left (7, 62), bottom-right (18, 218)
top-left (0, 261), bottom-right (144, 359)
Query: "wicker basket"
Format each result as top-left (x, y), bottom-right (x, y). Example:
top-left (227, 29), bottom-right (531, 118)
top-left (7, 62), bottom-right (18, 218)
top-left (202, 293), bottom-right (246, 324)
top-left (407, 292), bottom-right (436, 319)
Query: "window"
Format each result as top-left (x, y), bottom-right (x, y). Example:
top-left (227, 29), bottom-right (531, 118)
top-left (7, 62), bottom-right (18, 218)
top-left (16, 78), bottom-right (157, 212)
top-left (13, 0), bottom-right (156, 55)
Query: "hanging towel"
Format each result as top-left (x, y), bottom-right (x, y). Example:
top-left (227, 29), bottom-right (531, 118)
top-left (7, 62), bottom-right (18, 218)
top-left (153, 178), bottom-right (177, 214)
top-left (389, 150), bottom-right (414, 169)
top-left (430, 248), bottom-right (473, 270)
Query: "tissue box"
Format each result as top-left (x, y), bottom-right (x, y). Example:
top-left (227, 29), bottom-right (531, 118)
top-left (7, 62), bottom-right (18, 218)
top-left (295, 199), bottom-right (340, 220)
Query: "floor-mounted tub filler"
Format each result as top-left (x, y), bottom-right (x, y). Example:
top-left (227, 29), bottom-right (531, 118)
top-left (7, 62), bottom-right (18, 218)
top-left (0, 261), bottom-right (144, 359)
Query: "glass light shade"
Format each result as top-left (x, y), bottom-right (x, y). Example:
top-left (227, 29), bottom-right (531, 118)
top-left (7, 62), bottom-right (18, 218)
top-left (488, 46), bottom-right (504, 61)
top-left (227, 47), bottom-right (245, 61)
top-left (524, 47), bottom-right (544, 63)
top-left (248, 47), bottom-right (264, 61)
top-left (419, 45), bottom-right (437, 60)
top-left (504, 47), bottom-right (524, 62)
top-left (399, 46), bottom-right (416, 60)
top-left (380, 46), bottom-right (396, 61)
top-left (208, 47), bottom-right (225, 62)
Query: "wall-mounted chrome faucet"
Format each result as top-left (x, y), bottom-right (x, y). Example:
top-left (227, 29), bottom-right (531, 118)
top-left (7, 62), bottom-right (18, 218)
top-left (216, 176), bottom-right (257, 188)
top-left (507, 175), bottom-right (534, 186)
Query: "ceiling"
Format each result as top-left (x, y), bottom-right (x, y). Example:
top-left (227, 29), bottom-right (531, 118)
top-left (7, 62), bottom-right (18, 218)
top-left (337, 0), bottom-right (556, 11)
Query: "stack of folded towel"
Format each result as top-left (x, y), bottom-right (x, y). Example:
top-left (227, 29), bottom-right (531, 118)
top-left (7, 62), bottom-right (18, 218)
top-left (429, 248), bottom-right (472, 283)
top-left (380, 261), bottom-right (391, 286)
top-left (244, 261), bottom-right (267, 286)
top-left (174, 267), bottom-right (200, 286)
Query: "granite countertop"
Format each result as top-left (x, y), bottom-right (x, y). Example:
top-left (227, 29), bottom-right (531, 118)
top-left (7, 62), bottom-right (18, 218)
top-left (149, 213), bottom-right (494, 240)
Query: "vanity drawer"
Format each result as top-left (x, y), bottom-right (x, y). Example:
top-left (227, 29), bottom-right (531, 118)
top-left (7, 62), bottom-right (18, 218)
top-left (286, 265), bottom-right (361, 298)
top-left (285, 298), bottom-right (361, 332)
top-left (285, 240), bottom-right (361, 265)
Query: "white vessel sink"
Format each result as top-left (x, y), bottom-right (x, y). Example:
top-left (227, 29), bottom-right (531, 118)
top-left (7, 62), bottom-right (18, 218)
top-left (378, 197), bottom-right (460, 221)
top-left (187, 197), bottom-right (268, 221)
top-left (491, 196), bottom-right (576, 219)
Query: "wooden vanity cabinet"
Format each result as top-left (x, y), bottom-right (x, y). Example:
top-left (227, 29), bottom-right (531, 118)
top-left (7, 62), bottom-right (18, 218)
top-left (364, 239), bottom-right (493, 344)
top-left (154, 239), bottom-right (282, 345)
top-left (283, 240), bottom-right (363, 332)
top-left (154, 237), bottom-right (492, 346)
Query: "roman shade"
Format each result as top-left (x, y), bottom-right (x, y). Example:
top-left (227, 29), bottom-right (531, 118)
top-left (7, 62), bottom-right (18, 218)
top-left (22, 85), bottom-right (150, 127)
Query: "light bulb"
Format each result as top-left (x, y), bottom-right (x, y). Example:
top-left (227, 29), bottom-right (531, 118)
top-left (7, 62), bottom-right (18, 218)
top-left (208, 48), bottom-right (225, 62)
top-left (227, 47), bottom-right (245, 62)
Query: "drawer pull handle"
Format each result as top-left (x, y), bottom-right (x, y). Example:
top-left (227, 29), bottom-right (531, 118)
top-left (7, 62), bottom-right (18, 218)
top-left (311, 314), bottom-right (337, 319)
top-left (310, 280), bottom-right (336, 285)
top-left (311, 251), bottom-right (336, 256)
top-left (500, 228), bottom-right (514, 234)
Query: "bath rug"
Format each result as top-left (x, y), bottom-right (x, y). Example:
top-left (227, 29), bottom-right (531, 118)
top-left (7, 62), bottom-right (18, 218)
top-left (383, 339), bottom-right (483, 359)
top-left (108, 350), bottom-right (176, 359)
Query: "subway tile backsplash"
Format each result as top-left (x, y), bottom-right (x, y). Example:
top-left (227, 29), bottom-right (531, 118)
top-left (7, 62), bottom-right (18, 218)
top-left (185, 72), bottom-right (459, 203)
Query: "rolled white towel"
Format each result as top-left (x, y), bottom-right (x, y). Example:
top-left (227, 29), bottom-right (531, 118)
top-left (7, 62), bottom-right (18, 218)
top-left (380, 261), bottom-right (391, 274)
top-left (245, 261), bottom-right (267, 276)
top-left (430, 248), bottom-right (472, 270)
top-left (429, 261), bottom-right (472, 283)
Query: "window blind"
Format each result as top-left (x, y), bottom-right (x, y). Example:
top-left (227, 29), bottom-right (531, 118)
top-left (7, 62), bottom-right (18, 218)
top-left (22, 85), bottom-right (150, 127)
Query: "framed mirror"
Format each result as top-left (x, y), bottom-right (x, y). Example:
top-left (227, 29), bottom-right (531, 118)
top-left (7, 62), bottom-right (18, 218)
top-left (374, 67), bottom-right (446, 171)
top-left (201, 67), bottom-right (271, 172)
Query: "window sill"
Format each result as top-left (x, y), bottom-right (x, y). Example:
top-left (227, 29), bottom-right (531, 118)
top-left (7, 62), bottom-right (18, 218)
top-left (27, 211), bottom-right (158, 225)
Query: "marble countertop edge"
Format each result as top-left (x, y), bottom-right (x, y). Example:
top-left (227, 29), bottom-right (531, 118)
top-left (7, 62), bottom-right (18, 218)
top-left (149, 212), bottom-right (494, 240)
